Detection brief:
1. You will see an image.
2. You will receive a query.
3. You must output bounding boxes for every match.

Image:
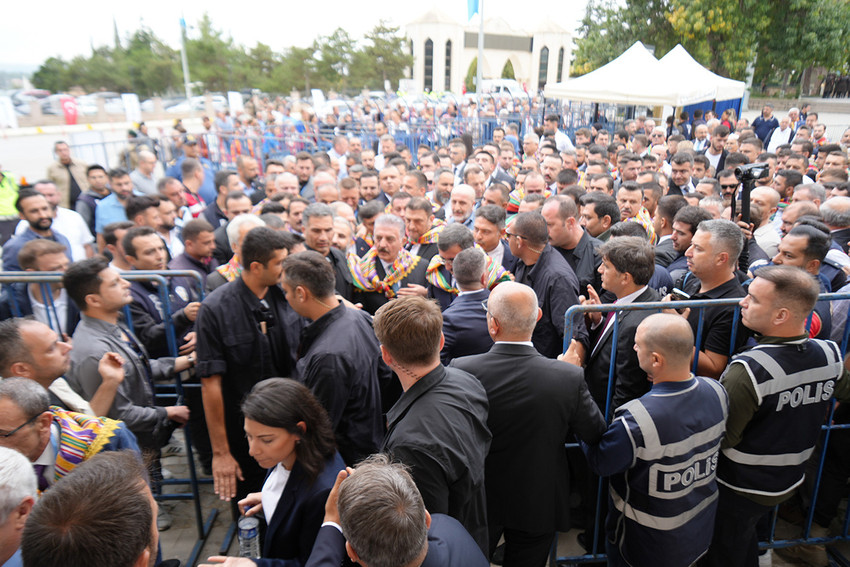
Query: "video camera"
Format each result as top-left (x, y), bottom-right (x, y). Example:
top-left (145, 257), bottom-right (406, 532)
top-left (734, 162), bottom-right (771, 182)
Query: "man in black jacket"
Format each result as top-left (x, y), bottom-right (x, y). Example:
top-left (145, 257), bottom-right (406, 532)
top-left (452, 282), bottom-right (605, 566)
top-left (280, 251), bottom-right (385, 465)
top-left (541, 195), bottom-right (602, 294)
top-left (510, 212), bottom-right (587, 358)
top-left (374, 296), bottom-right (491, 556)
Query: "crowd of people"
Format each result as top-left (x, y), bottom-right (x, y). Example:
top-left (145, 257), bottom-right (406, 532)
top-left (1, 101), bottom-right (850, 567)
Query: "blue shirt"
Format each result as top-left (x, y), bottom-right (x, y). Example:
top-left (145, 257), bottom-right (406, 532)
top-left (2, 227), bottom-right (73, 272)
top-left (165, 156), bottom-right (217, 204)
top-left (1, 548), bottom-right (22, 567)
top-left (94, 193), bottom-right (128, 234)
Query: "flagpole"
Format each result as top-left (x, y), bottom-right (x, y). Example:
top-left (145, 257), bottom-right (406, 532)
top-left (476, 0), bottom-right (484, 94)
top-left (180, 16), bottom-right (193, 100)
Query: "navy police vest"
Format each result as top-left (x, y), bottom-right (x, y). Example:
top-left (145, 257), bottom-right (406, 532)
top-left (609, 376), bottom-right (728, 567)
top-left (718, 338), bottom-right (844, 497)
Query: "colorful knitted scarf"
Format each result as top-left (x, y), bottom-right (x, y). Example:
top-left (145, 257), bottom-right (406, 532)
top-left (625, 207), bottom-right (657, 245)
top-left (216, 255), bottom-right (242, 282)
top-left (409, 220), bottom-right (445, 245)
top-left (349, 248), bottom-right (421, 298)
top-left (506, 186), bottom-right (553, 214)
top-left (426, 245), bottom-right (513, 293)
top-left (51, 407), bottom-right (122, 482)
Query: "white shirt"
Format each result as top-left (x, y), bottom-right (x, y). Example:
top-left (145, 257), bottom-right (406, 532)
top-left (261, 463), bottom-right (292, 521)
top-left (591, 285), bottom-right (648, 357)
top-left (495, 340), bottom-right (534, 347)
top-left (754, 223), bottom-right (781, 258)
top-left (705, 149), bottom-right (722, 171)
top-left (486, 242), bottom-right (505, 267)
top-left (766, 127), bottom-right (794, 153)
top-left (16, 207), bottom-right (94, 261)
top-left (554, 129), bottom-right (575, 153)
top-left (160, 228), bottom-right (185, 258)
top-left (48, 378), bottom-right (95, 415)
top-left (28, 286), bottom-right (68, 336)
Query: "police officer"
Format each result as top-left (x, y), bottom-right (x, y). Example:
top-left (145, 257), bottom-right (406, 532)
top-left (582, 313), bottom-right (728, 567)
top-left (705, 265), bottom-right (850, 567)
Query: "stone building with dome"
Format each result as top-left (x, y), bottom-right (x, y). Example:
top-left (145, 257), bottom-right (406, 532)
top-left (404, 8), bottom-right (572, 94)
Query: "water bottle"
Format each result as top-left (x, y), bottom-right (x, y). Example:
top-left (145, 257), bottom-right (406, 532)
top-left (237, 516), bottom-right (261, 558)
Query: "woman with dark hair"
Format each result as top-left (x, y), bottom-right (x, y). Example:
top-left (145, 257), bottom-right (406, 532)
top-left (200, 378), bottom-right (344, 567)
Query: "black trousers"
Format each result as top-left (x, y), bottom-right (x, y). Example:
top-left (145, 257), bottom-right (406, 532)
top-left (488, 525), bottom-right (554, 567)
top-left (703, 485), bottom-right (773, 567)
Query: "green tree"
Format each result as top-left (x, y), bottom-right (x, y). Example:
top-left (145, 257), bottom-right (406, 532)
top-left (352, 22), bottom-right (413, 90)
top-left (32, 57), bottom-right (71, 92)
top-left (501, 59), bottom-right (516, 79)
top-left (573, 0), bottom-right (850, 84)
top-left (753, 0), bottom-right (850, 90)
top-left (276, 46), bottom-right (318, 93)
top-left (312, 28), bottom-right (355, 90)
top-left (185, 13), bottom-right (237, 92)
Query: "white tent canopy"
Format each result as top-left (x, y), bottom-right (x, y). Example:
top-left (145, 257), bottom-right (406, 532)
top-left (658, 44), bottom-right (746, 102)
top-left (544, 42), bottom-right (739, 106)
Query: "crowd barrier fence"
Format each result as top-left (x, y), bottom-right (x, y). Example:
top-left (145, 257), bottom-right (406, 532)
top-left (0, 270), bottom-right (216, 567)
top-left (558, 293), bottom-right (850, 565)
top-left (7, 274), bottom-right (847, 564)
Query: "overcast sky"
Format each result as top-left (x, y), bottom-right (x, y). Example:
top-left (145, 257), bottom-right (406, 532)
top-left (2, 1), bottom-right (587, 73)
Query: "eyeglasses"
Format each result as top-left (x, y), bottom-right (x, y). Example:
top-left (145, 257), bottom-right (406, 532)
top-left (0, 413), bottom-right (40, 438)
top-left (505, 232), bottom-right (524, 240)
top-left (481, 299), bottom-right (488, 313)
top-left (720, 183), bottom-right (739, 190)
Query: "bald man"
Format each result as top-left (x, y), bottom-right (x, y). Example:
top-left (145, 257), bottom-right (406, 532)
top-left (582, 314), bottom-right (729, 567)
top-left (750, 187), bottom-right (782, 257)
top-left (451, 282), bottom-right (605, 567)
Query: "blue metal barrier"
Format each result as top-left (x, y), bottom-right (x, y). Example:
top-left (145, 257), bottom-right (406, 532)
top-left (556, 292), bottom-right (850, 565)
top-left (68, 111), bottom-right (550, 176)
top-left (0, 270), bottom-right (215, 567)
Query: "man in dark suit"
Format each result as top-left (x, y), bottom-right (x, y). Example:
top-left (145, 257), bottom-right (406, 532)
top-left (452, 282), bottom-right (606, 566)
top-left (440, 248), bottom-right (493, 364)
top-left (403, 197), bottom-right (441, 263)
top-left (563, 236), bottom-right (661, 413)
top-left (652, 195), bottom-right (687, 268)
top-left (822, 196), bottom-right (850, 253)
top-left (473, 204), bottom-right (518, 273)
top-left (304, 455), bottom-right (489, 567)
top-left (302, 203), bottom-right (354, 301)
top-left (350, 214), bottom-right (428, 315)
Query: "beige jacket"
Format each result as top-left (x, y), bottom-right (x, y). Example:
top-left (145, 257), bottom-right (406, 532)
top-left (46, 158), bottom-right (89, 208)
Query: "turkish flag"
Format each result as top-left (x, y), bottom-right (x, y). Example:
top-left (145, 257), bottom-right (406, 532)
top-left (60, 96), bottom-right (78, 125)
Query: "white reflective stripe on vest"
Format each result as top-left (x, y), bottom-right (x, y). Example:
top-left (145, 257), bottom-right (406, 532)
top-left (629, 398), bottom-right (727, 462)
top-left (742, 340), bottom-right (842, 399)
top-left (648, 444), bottom-right (721, 500)
top-left (722, 445), bottom-right (814, 466)
top-left (610, 485), bottom-right (718, 531)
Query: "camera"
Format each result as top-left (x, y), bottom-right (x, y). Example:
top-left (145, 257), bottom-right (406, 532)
top-left (734, 162), bottom-right (771, 181)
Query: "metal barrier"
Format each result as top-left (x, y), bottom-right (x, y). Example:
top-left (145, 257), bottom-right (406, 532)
top-left (0, 270), bottom-right (216, 567)
top-left (556, 292), bottom-right (850, 565)
top-left (67, 111), bottom-right (551, 175)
